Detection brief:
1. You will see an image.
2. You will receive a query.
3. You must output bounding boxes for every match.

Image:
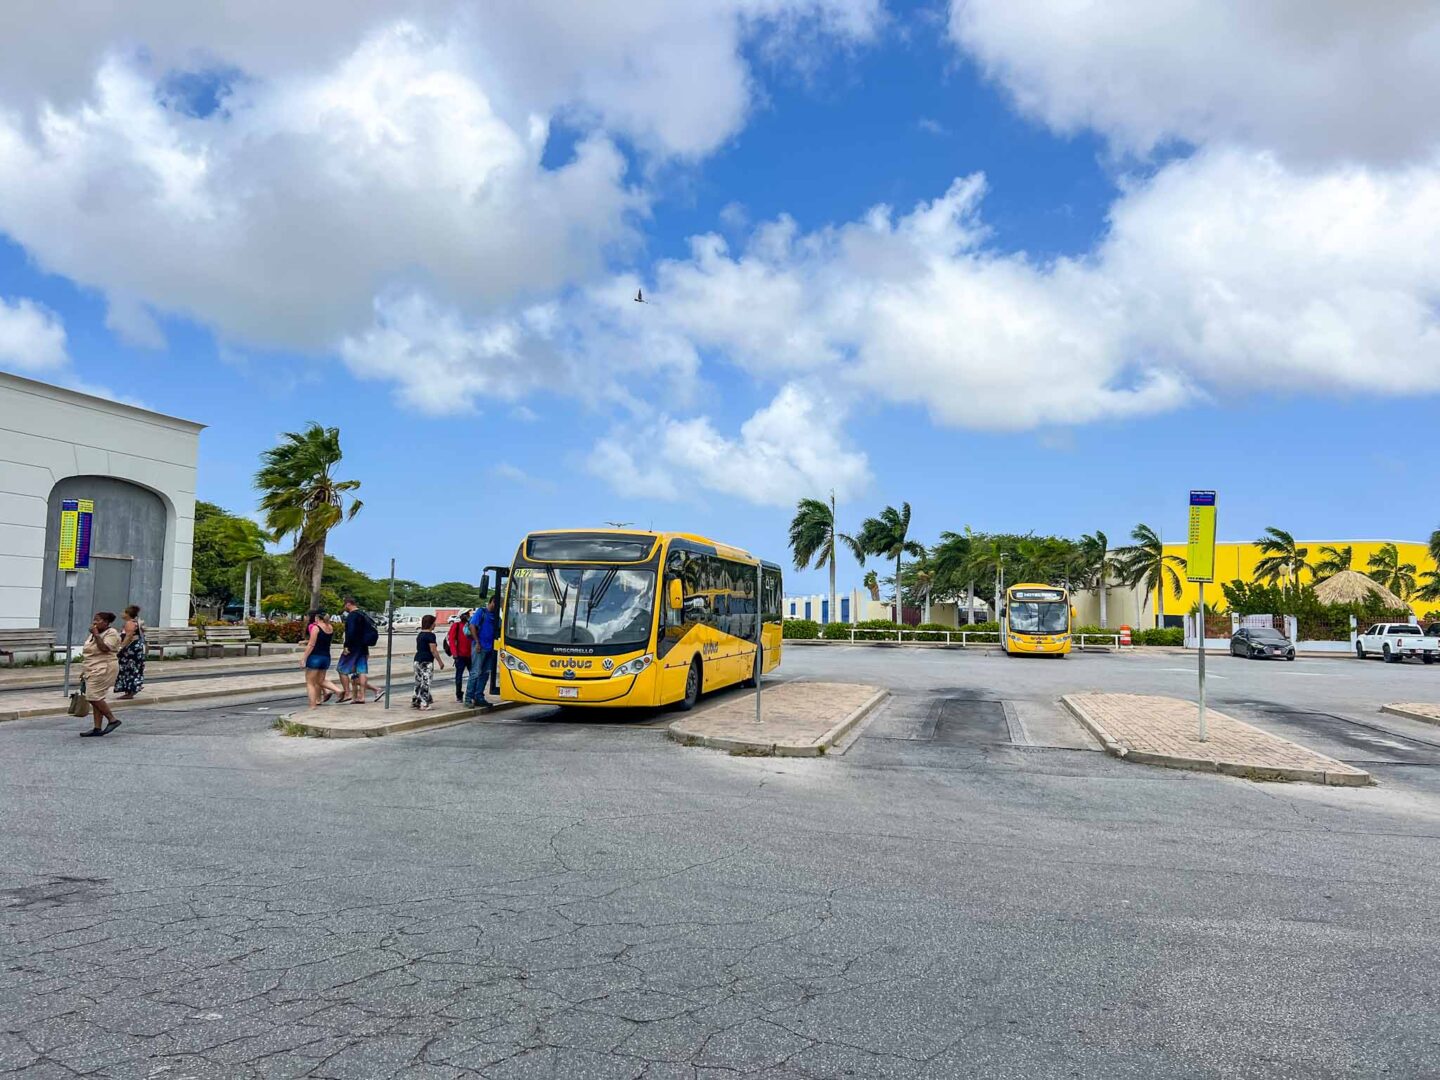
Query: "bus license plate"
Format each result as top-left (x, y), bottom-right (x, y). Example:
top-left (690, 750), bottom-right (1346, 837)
top-left (557, 687), bottom-right (579, 699)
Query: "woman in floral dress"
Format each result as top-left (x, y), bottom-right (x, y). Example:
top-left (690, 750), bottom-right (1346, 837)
top-left (115, 604), bottom-right (146, 699)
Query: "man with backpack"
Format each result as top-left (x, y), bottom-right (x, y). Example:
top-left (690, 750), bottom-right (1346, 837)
top-left (337, 596), bottom-right (379, 704)
top-left (446, 610), bottom-right (473, 703)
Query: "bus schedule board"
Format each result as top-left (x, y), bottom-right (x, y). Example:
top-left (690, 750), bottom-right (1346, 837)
top-left (1187, 490), bottom-right (1216, 583)
top-left (58, 498), bottom-right (94, 571)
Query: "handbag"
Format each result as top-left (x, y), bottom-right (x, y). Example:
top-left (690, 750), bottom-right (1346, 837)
top-left (68, 678), bottom-right (89, 718)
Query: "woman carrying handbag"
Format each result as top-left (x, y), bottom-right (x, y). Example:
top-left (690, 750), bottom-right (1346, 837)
top-left (79, 611), bottom-right (123, 736)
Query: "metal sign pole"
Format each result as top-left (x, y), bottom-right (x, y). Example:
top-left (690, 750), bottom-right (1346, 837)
top-left (1186, 490), bottom-right (1217, 743)
top-left (1197, 581), bottom-right (1207, 742)
top-left (754, 562), bottom-right (762, 725)
top-left (62, 572), bottom-right (77, 697)
top-left (384, 558), bottom-right (395, 710)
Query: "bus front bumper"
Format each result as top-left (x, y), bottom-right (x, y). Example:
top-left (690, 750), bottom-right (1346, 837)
top-left (500, 667), bottom-right (648, 706)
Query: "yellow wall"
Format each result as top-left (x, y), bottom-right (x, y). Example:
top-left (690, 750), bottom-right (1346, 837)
top-left (1152, 540), bottom-right (1436, 617)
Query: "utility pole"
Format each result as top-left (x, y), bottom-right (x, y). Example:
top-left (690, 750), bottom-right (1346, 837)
top-left (384, 558), bottom-right (396, 710)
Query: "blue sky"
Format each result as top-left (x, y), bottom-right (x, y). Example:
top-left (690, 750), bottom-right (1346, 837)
top-left (1, 1), bottom-right (1437, 595)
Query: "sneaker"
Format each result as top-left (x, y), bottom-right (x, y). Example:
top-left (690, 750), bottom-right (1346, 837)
top-left (79, 728), bottom-right (104, 737)
top-left (103, 719), bottom-right (121, 733)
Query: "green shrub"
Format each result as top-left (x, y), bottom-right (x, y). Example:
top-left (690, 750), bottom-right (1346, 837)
top-left (1133, 627), bottom-right (1183, 646)
top-left (782, 619), bottom-right (820, 640)
top-left (961, 620), bottom-right (1000, 634)
top-left (247, 618), bottom-right (308, 644)
top-left (821, 622), bottom-right (852, 640)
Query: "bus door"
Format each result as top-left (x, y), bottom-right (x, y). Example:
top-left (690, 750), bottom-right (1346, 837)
top-left (478, 565), bottom-right (509, 607)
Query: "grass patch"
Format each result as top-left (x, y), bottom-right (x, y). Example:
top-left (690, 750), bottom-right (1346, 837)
top-left (271, 716), bottom-right (316, 737)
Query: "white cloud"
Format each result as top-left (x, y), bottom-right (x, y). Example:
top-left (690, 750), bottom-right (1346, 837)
top-left (949, 0), bottom-right (1440, 164)
top-left (589, 153), bottom-right (1440, 430)
top-left (591, 383), bottom-right (870, 507)
top-left (0, 297), bottom-right (70, 372)
top-left (0, 3), bottom-right (877, 357)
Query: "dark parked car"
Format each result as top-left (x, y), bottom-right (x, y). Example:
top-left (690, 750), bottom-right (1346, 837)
top-left (1230, 626), bottom-right (1295, 661)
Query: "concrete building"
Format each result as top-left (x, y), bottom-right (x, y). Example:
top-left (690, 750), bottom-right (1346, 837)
top-left (1072, 539), bottom-right (1436, 627)
top-left (783, 590), bottom-right (990, 625)
top-left (0, 372), bottom-right (202, 640)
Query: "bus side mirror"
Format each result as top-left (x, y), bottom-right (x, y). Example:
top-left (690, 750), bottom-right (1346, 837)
top-left (668, 579), bottom-right (684, 610)
top-left (477, 573), bottom-right (490, 601)
top-left (1071, 606), bottom-right (1077, 619)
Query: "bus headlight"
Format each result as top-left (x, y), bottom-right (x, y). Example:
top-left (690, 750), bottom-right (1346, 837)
top-left (610, 654), bottom-right (654, 678)
top-left (499, 650), bottom-right (531, 675)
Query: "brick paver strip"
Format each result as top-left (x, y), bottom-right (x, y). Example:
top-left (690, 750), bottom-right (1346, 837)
top-left (1063, 693), bottom-right (1372, 787)
top-left (1380, 702), bottom-right (1440, 728)
top-left (669, 680), bottom-right (885, 757)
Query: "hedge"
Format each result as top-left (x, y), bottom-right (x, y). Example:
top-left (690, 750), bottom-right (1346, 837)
top-left (782, 619), bottom-right (820, 640)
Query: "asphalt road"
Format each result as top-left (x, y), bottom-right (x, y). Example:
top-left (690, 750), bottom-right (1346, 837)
top-left (3, 647), bottom-right (1439, 1078)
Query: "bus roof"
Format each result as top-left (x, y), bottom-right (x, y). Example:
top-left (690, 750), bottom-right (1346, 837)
top-left (1007, 581), bottom-right (1067, 592)
top-left (522, 528), bottom-right (780, 569)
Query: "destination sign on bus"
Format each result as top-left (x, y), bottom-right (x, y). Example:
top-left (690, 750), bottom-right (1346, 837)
top-left (1011, 588), bottom-right (1064, 602)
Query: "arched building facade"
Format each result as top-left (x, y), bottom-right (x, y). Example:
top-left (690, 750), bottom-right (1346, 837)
top-left (0, 372), bottom-right (202, 636)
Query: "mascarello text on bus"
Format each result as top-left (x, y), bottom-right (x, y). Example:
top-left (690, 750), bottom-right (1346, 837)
top-left (495, 530), bottom-right (783, 710)
top-left (1002, 582), bottom-right (1075, 657)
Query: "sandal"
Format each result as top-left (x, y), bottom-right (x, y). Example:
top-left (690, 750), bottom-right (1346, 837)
top-left (103, 719), bottom-right (121, 733)
top-left (80, 728), bottom-right (105, 737)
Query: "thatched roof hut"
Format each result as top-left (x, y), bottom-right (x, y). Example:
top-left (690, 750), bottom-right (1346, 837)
top-left (1314, 570), bottom-right (1407, 608)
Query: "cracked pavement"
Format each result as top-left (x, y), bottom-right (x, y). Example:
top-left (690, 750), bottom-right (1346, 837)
top-left (3, 648), bottom-right (1440, 1078)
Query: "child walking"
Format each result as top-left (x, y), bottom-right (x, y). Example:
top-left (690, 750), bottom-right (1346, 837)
top-left (412, 614), bottom-right (445, 710)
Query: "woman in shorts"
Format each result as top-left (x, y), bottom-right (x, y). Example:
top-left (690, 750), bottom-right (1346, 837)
top-left (301, 610), bottom-right (343, 707)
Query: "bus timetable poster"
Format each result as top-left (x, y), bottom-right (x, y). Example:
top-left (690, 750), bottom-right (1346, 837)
top-left (57, 499), bottom-right (94, 571)
top-left (1186, 490), bottom-right (1216, 583)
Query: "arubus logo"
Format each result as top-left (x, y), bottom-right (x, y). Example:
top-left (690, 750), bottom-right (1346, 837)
top-left (550, 659), bottom-right (593, 669)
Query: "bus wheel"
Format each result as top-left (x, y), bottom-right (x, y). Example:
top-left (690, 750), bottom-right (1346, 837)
top-left (742, 648), bottom-right (762, 688)
top-left (677, 660), bottom-right (701, 711)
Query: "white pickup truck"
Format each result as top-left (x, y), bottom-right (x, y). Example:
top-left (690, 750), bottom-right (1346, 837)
top-left (1355, 623), bottom-right (1440, 664)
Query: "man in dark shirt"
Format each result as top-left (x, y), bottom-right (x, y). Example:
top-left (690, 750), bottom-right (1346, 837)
top-left (337, 597), bottom-right (372, 704)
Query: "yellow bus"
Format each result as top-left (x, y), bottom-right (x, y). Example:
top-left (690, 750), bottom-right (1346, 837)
top-left (491, 530), bottom-right (783, 710)
top-left (1001, 583), bottom-right (1075, 657)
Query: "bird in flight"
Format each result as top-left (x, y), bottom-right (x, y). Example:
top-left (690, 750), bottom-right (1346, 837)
top-left (633, 288), bottom-right (646, 303)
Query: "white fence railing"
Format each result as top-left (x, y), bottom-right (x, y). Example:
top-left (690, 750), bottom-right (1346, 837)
top-left (839, 629), bottom-right (1128, 649)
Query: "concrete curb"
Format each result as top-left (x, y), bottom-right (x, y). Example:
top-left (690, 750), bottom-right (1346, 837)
top-left (278, 699), bottom-right (520, 738)
top-left (1, 676), bottom-right (308, 723)
top-left (1060, 695), bottom-right (1373, 787)
top-left (1379, 704), bottom-right (1440, 728)
top-left (668, 687), bottom-right (889, 757)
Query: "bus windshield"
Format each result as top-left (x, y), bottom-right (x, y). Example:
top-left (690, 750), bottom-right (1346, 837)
top-left (506, 567), bottom-right (656, 648)
top-left (1008, 601), bottom-right (1068, 634)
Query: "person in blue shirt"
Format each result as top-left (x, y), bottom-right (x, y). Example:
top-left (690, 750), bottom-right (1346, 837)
top-left (466, 596), bottom-right (501, 707)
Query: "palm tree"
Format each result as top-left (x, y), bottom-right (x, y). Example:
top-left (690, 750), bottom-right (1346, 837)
top-left (1077, 531), bottom-right (1111, 627)
top-left (216, 516), bottom-right (270, 620)
top-left (255, 423), bottom-right (363, 611)
top-left (964, 536), bottom-right (1010, 623)
top-left (788, 493), bottom-right (863, 627)
top-left (1252, 527), bottom-right (1313, 589)
top-left (1314, 544), bottom-right (1353, 580)
top-left (855, 503), bottom-right (925, 624)
top-left (1113, 523), bottom-right (1187, 628)
top-left (862, 569), bottom-right (880, 602)
top-left (931, 529), bottom-right (977, 624)
top-left (1366, 543), bottom-right (1417, 598)
top-left (1415, 569), bottom-right (1440, 605)
top-left (1430, 528), bottom-right (1440, 571)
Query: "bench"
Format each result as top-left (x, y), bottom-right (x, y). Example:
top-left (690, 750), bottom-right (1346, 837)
top-left (0, 628), bottom-right (59, 666)
top-left (199, 625), bottom-right (263, 656)
top-left (144, 627), bottom-right (200, 659)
